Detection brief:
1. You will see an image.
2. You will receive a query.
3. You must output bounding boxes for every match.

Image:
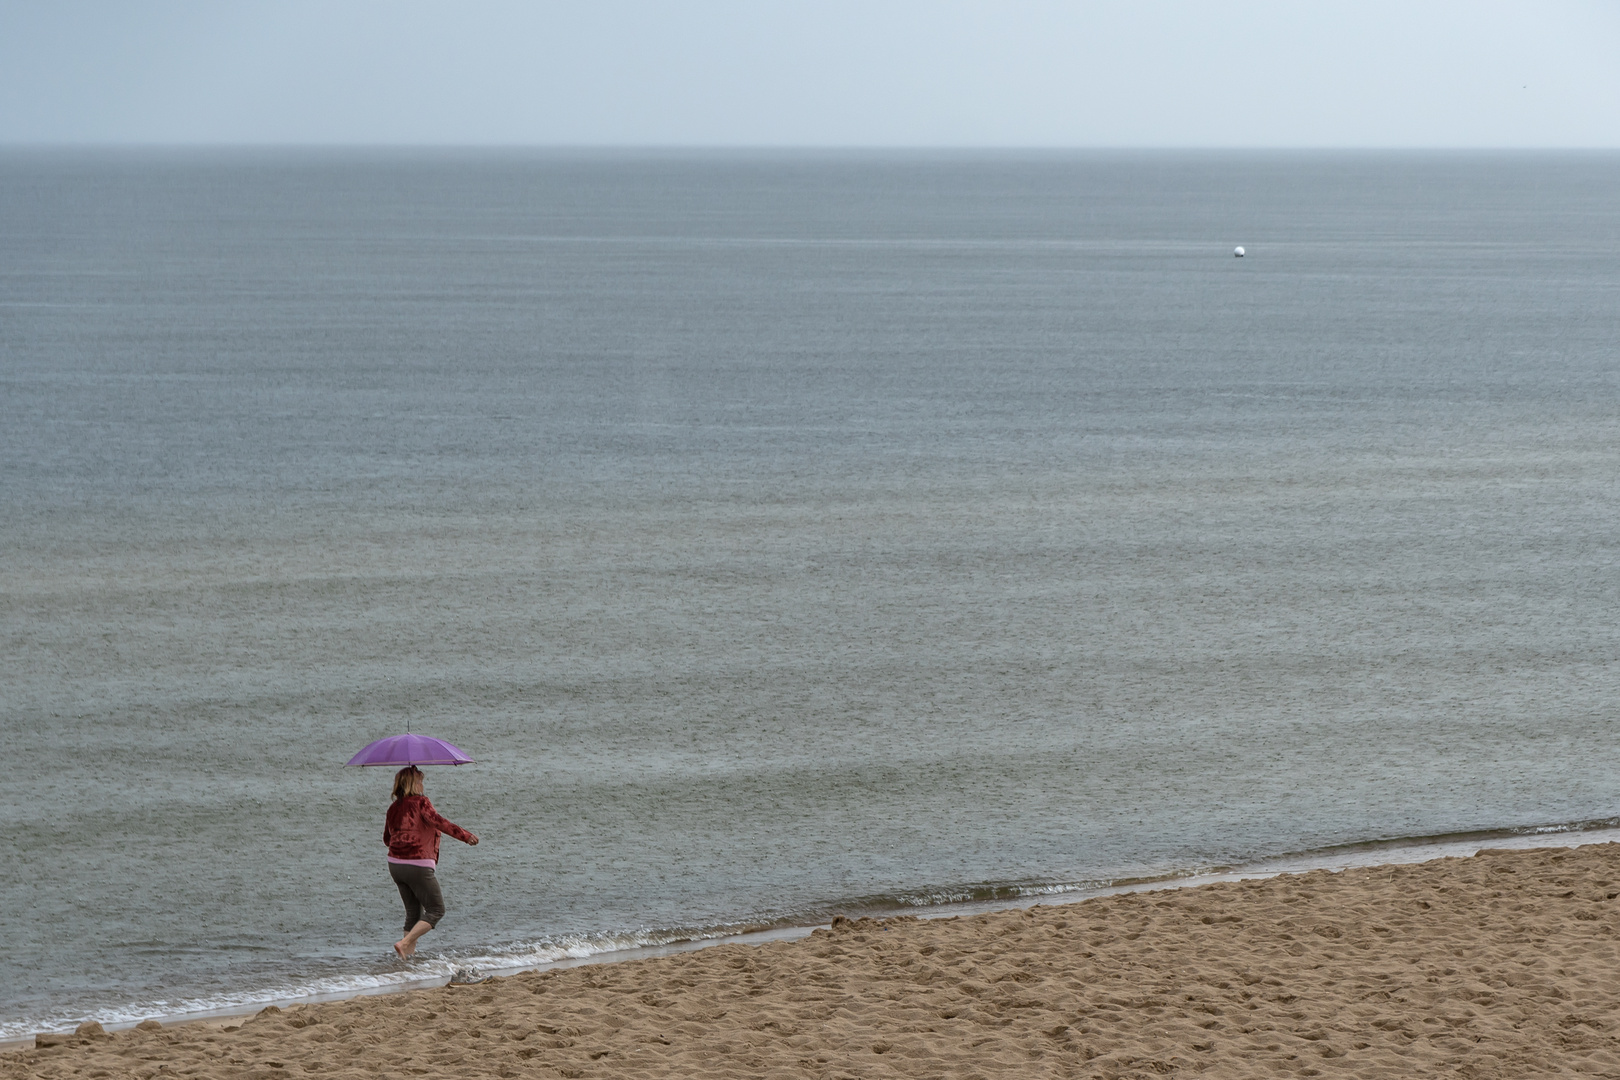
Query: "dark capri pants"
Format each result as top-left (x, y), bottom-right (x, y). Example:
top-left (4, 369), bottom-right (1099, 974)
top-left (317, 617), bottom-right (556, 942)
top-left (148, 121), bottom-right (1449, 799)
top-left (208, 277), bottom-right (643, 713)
top-left (389, 862), bottom-right (446, 932)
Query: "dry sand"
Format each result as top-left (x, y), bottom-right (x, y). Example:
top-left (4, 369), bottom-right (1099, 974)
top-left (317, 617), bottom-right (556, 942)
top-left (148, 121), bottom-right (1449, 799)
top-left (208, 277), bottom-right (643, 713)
top-left (12, 842), bottom-right (1620, 1079)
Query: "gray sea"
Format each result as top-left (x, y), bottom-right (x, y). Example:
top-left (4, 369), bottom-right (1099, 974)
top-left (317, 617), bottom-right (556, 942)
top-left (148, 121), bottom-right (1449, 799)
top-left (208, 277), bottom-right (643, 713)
top-left (3, 150), bottom-right (1619, 1037)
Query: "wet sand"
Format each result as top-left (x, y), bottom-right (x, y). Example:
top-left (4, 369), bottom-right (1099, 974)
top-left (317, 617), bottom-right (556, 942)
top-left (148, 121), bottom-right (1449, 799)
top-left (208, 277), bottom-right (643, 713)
top-left (11, 842), bottom-right (1620, 1079)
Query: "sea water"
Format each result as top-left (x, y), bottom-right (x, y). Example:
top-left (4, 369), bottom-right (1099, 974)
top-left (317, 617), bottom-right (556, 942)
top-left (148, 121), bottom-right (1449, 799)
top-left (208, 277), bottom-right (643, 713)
top-left (3, 150), bottom-right (1619, 1036)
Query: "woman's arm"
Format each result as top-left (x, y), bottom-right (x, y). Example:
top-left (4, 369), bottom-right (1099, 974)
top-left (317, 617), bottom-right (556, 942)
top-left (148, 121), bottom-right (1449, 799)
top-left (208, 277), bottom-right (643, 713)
top-left (421, 800), bottom-right (479, 845)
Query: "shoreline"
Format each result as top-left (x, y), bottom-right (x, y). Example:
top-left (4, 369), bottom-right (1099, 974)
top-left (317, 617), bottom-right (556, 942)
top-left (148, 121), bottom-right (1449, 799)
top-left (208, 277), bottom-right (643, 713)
top-left (14, 838), bottom-right (1620, 1078)
top-left (10, 820), bottom-right (1620, 1053)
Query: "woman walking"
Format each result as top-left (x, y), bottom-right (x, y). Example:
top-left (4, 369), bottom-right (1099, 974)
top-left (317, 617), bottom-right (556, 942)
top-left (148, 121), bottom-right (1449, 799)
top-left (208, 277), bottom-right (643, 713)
top-left (384, 765), bottom-right (479, 960)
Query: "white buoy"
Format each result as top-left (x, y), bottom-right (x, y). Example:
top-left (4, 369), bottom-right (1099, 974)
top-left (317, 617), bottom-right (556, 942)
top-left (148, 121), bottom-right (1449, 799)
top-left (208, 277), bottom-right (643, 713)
top-left (1233, 246), bottom-right (1245, 258)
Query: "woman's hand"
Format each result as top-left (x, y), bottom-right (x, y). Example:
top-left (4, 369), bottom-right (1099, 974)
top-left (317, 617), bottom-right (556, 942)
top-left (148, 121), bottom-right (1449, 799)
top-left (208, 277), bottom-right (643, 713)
top-left (470, 835), bottom-right (480, 845)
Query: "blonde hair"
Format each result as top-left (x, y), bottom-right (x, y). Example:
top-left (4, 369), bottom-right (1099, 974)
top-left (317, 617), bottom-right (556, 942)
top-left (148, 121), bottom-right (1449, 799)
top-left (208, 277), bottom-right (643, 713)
top-left (392, 766), bottom-right (424, 801)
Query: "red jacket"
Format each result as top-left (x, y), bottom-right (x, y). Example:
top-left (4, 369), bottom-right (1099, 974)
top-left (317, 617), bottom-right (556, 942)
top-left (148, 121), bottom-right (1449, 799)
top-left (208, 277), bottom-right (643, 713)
top-left (384, 794), bottom-right (477, 862)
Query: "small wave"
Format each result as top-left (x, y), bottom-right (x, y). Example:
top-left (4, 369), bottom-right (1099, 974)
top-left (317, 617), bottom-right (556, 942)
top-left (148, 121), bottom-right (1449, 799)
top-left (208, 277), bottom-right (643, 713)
top-left (1252, 816), bottom-right (1620, 862)
top-left (1, 922), bottom-right (782, 1041)
top-left (823, 867), bottom-right (1236, 916)
top-left (799, 816), bottom-right (1620, 919)
top-left (452, 919), bottom-right (792, 975)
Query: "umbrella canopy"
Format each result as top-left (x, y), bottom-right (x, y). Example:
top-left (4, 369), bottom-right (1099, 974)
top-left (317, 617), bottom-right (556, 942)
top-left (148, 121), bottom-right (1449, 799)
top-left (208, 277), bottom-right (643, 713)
top-left (346, 733), bottom-right (474, 767)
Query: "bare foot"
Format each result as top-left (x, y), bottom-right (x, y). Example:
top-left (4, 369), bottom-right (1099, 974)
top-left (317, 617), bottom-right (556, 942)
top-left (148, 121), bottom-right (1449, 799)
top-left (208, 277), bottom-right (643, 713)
top-left (393, 940), bottom-right (409, 960)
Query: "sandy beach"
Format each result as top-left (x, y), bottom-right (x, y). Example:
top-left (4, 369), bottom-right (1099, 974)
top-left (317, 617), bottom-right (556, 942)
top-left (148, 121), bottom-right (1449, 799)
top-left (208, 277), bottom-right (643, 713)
top-left (12, 842), bottom-right (1620, 1079)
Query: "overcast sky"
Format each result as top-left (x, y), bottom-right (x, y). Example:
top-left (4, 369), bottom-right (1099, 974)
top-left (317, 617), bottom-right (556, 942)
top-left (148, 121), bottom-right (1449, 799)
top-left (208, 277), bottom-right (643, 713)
top-left (2, 1), bottom-right (1618, 146)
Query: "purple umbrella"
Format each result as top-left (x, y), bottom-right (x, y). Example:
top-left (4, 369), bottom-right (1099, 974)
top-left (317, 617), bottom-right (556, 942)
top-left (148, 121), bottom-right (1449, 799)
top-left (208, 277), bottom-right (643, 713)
top-left (345, 733), bottom-right (475, 768)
